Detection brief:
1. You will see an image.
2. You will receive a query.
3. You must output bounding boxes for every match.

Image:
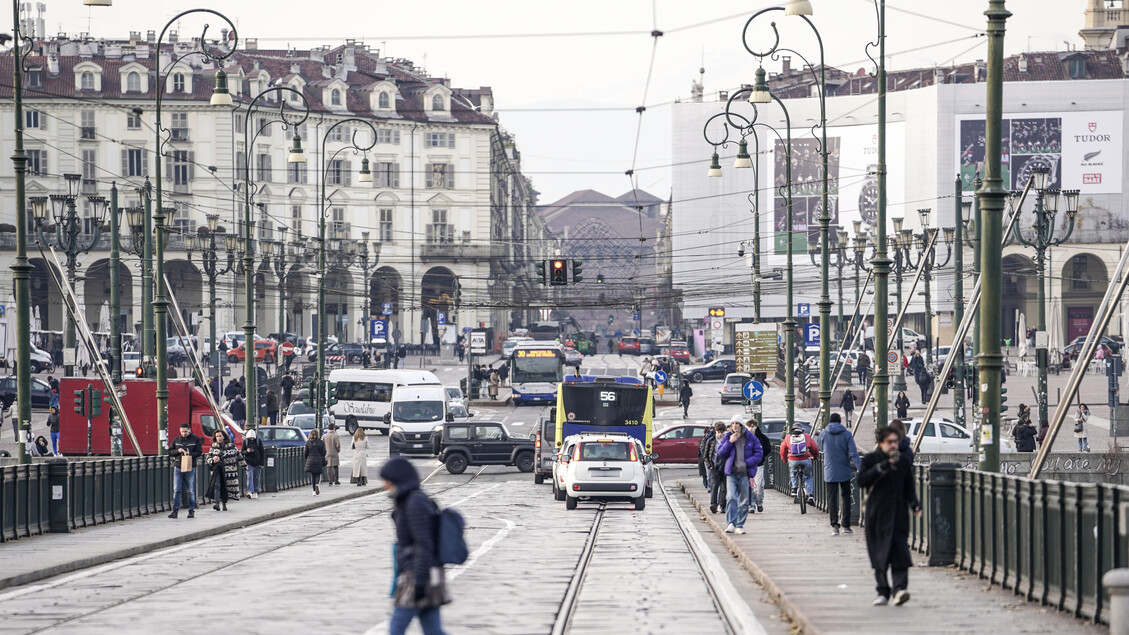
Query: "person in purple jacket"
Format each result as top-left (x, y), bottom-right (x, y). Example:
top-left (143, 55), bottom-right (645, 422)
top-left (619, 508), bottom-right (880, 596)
top-left (716, 418), bottom-right (763, 534)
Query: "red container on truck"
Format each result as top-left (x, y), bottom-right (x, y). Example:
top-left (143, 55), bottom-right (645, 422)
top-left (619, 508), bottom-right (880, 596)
top-left (58, 377), bottom-right (241, 456)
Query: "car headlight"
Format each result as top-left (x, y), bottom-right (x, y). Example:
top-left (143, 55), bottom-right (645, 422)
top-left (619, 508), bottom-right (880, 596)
top-left (432, 424), bottom-right (443, 433)
top-left (390, 426), bottom-right (404, 435)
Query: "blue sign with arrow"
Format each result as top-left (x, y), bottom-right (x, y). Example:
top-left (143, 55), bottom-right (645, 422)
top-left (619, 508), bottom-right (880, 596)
top-left (743, 380), bottom-right (764, 402)
top-left (653, 370), bottom-right (667, 385)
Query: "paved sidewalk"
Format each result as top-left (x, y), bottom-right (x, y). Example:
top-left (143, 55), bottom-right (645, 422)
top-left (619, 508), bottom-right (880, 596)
top-left (0, 478), bottom-right (378, 590)
top-left (679, 481), bottom-right (1105, 635)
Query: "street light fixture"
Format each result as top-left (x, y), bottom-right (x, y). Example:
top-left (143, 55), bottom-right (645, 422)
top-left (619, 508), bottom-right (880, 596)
top-left (288, 134), bottom-right (307, 164)
top-left (784, 0), bottom-right (814, 16)
top-left (733, 139), bottom-right (752, 169)
top-left (707, 152), bottom-right (723, 178)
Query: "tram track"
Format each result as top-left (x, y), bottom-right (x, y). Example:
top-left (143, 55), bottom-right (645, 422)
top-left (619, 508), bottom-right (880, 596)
top-left (11, 463), bottom-right (490, 634)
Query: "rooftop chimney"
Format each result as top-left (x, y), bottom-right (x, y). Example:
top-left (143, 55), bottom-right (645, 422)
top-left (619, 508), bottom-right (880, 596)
top-left (782, 55), bottom-right (792, 76)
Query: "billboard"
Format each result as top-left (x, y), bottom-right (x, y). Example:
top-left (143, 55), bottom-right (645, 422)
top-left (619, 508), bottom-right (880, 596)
top-left (772, 123), bottom-right (905, 254)
top-left (957, 111), bottom-right (1122, 194)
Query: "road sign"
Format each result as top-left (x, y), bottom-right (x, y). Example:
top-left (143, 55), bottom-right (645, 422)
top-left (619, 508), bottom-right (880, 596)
top-left (280, 342), bottom-right (295, 357)
top-left (469, 330), bottom-right (487, 355)
top-left (743, 380), bottom-right (764, 402)
top-left (653, 370), bottom-right (668, 385)
top-left (381, 302), bottom-right (393, 316)
top-left (804, 323), bottom-right (820, 347)
top-left (633, 311), bottom-right (641, 322)
top-left (887, 349), bottom-right (900, 373)
top-left (797, 303), bottom-right (810, 317)
top-left (735, 323), bottom-right (777, 374)
top-left (887, 350), bottom-right (898, 364)
top-left (371, 320), bottom-right (387, 339)
top-left (437, 311), bottom-right (446, 326)
top-left (708, 307), bottom-right (726, 318)
top-left (710, 318), bottom-right (723, 331)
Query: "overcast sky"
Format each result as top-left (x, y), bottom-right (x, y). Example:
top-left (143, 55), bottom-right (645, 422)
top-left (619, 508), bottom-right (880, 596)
top-left (53, 0), bottom-right (1088, 204)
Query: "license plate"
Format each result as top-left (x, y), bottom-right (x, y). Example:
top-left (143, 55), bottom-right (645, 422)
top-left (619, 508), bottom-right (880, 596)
top-left (413, 444), bottom-right (424, 449)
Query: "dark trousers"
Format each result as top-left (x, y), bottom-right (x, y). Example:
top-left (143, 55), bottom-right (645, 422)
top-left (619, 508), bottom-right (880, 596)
top-left (709, 470), bottom-right (727, 508)
top-left (828, 480), bottom-right (852, 529)
top-left (682, 401), bottom-right (689, 417)
top-left (326, 465), bottom-right (339, 484)
top-left (874, 566), bottom-right (909, 598)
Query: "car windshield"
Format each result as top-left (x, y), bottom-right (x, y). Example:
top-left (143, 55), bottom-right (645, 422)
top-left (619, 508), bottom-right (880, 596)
top-left (393, 400), bottom-right (445, 423)
top-left (291, 415), bottom-right (317, 430)
top-left (288, 401), bottom-right (314, 415)
top-left (449, 404), bottom-right (468, 418)
top-left (725, 376), bottom-right (747, 385)
top-left (578, 441), bottom-right (631, 461)
top-left (276, 429), bottom-right (301, 441)
top-left (446, 388), bottom-right (461, 399)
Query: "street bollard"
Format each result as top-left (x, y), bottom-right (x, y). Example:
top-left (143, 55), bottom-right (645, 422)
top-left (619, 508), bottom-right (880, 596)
top-left (46, 458), bottom-right (70, 533)
top-left (1104, 569), bottom-right (1129, 635)
top-left (928, 462), bottom-right (961, 567)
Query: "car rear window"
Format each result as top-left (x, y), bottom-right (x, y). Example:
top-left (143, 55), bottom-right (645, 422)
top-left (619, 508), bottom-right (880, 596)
top-left (578, 441), bottom-right (631, 461)
top-left (725, 376), bottom-right (746, 385)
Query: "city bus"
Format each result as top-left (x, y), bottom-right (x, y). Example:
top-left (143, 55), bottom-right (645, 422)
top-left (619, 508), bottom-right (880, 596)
top-left (528, 321), bottom-right (562, 342)
top-left (554, 376), bottom-right (654, 453)
top-left (509, 343), bottom-right (564, 405)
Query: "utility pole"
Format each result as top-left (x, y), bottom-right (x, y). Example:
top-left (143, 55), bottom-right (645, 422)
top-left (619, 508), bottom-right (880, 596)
top-left (872, 0), bottom-right (893, 431)
top-left (109, 184), bottom-right (122, 456)
top-left (10, 0), bottom-right (33, 463)
top-left (953, 177), bottom-right (967, 432)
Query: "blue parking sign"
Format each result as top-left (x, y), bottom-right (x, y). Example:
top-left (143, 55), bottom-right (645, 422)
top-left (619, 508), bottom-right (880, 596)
top-left (371, 319), bottom-right (387, 339)
top-left (798, 303), bottom-right (810, 317)
top-left (437, 311), bottom-right (446, 326)
top-left (804, 323), bottom-right (820, 347)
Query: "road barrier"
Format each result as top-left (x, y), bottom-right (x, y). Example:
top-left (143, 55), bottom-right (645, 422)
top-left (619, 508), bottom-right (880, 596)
top-left (768, 442), bottom-right (1128, 624)
top-left (0, 448), bottom-right (312, 544)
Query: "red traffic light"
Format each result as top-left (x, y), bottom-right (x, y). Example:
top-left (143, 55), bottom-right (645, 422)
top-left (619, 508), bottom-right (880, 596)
top-left (552, 260), bottom-right (564, 269)
top-left (549, 259), bottom-right (568, 286)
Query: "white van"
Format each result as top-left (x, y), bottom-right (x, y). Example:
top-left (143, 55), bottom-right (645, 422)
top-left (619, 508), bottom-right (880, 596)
top-left (386, 384), bottom-right (451, 456)
top-left (328, 369), bottom-right (442, 434)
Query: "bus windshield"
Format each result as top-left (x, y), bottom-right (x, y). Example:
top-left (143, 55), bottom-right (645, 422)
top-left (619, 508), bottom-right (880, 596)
top-left (511, 349), bottom-right (563, 384)
top-left (560, 384), bottom-right (649, 427)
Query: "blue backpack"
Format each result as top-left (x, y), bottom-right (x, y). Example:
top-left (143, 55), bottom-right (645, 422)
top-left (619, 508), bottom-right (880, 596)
top-left (436, 507), bottom-right (468, 565)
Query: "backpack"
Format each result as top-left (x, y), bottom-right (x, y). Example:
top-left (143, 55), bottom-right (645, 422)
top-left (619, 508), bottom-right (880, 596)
top-left (436, 507), bottom-right (468, 565)
top-left (788, 433), bottom-right (808, 458)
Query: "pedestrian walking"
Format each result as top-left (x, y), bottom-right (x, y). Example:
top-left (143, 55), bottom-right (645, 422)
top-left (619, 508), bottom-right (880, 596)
top-left (324, 422), bottom-right (341, 485)
top-left (708, 422), bottom-right (727, 514)
top-left (168, 423), bottom-right (202, 519)
top-left (743, 416), bottom-right (771, 514)
top-left (280, 373), bottom-right (295, 409)
top-left (283, 347), bottom-right (295, 372)
top-left (840, 389), bottom-right (856, 427)
top-left (305, 428), bottom-right (327, 495)
top-left (697, 426), bottom-right (713, 491)
top-left (823, 412), bottom-right (861, 535)
top-left (608, 339), bottom-right (615, 354)
top-left (779, 424), bottom-right (820, 506)
top-left (206, 429), bottom-right (241, 511)
top-left (678, 382), bottom-right (693, 419)
top-left (2, 394), bottom-right (15, 443)
top-left (1036, 418), bottom-right (1049, 448)
top-left (716, 418), bottom-right (763, 534)
top-left (379, 457), bottom-right (451, 635)
top-left (1074, 403), bottom-right (1090, 452)
top-left (351, 428), bottom-right (369, 486)
top-left (47, 405), bottom-right (60, 455)
top-left (487, 368), bottom-right (500, 401)
top-left (856, 351), bottom-right (870, 385)
top-left (498, 362), bottom-right (509, 386)
top-left (224, 378), bottom-right (241, 402)
top-left (909, 351), bottom-right (930, 402)
top-left (860, 424), bottom-right (922, 606)
top-left (266, 389), bottom-right (279, 425)
top-left (894, 391), bottom-right (910, 419)
top-left (362, 349), bottom-right (371, 368)
top-left (1013, 417), bottom-right (1037, 452)
top-left (228, 394), bottom-right (246, 429)
top-left (241, 428), bottom-right (265, 498)
top-left (397, 344), bottom-right (407, 369)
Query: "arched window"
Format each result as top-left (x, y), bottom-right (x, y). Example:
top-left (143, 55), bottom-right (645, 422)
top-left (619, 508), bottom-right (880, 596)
top-left (290, 89), bottom-right (299, 102)
top-left (331, 89), bottom-right (341, 106)
top-left (173, 73), bottom-right (185, 92)
top-left (126, 71), bottom-right (140, 92)
top-left (80, 71), bottom-right (94, 90)
top-left (431, 95), bottom-right (444, 111)
top-left (378, 92), bottom-right (390, 109)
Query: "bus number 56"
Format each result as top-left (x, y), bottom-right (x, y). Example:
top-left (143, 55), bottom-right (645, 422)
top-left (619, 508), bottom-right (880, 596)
top-left (599, 391), bottom-right (617, 402)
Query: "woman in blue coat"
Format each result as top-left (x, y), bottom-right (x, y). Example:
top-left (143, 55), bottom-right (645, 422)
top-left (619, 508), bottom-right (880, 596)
top-left (715, 419), bottom-right (763, 534)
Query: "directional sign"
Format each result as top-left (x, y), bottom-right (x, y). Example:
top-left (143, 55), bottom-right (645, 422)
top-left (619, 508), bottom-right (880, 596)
top-left (735, 323), bottom-right (776, 374)
top-left (797, 303), bottom-right (810, 317)
top-left (633, 311), bottom-right (641, 322)
top-left (804, 323), bottom-right (820, 347)
top-left (371, 319), bottom-right (388, 339)
top-left (743, 380), bottom-right (764, 402)
top-left (653, 370), bottom-right (668, 385)
top-left (436, 311), bottom-right (446, 326)
top-left (381, 302), bottom-right (394, 316)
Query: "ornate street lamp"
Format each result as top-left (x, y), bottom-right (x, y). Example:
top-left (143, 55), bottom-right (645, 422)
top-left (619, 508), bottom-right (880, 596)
top-left (185, 214), bottom-right (235, 384)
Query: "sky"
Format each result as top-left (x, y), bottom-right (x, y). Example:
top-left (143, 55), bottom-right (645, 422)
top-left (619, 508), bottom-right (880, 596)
top-left (50, 0), bottom-right (1088, 204)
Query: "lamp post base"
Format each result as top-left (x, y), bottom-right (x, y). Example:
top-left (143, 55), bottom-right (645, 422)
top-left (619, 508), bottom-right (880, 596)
top-left (891, 374), bottom-right (908, 395)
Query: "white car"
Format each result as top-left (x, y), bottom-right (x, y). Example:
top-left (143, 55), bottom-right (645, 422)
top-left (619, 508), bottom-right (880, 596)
top-left (122, 351), bottom-right (141, 374)
top-left (445, 386), bottom-right (468, 409)
top-left (557, 433), bottom-right (651, 510)
top-left (551, 436), bottom-right (580, 502)
top-left (720, 372), bottom-right (752, 405)
top-left (906, 418), bottom-right (1016, 454)
top-left (501, 337), bottom-right (533, 360)
top-left (282, 400), bottom-right (315, 427)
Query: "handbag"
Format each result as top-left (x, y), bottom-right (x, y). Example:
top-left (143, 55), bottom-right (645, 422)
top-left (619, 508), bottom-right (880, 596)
top-left (1073, 420), bottom-right (1084, 433)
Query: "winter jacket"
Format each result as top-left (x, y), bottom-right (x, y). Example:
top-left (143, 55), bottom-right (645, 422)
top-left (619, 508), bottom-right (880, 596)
top-left (894, 394), bottom-right (911, 417)
top-left (224, 382), bottom-right (241, 401)
top-left (304, 439), bottom-right (326, 474)
top-left (752, 427), bottom-right (772, 467)
top-left (821, 422), bottom-right (861, 482)
top-left (47, 411), bottom-right (60, 433)
top-left (699, 432), bottom-right (719, 477)
top-left (1014, 423), bottom-right (1037, 452)
top-left (679, 384), bottom-right (693, 405)
top-left (169, 432), bottom-right (203, 466)
top-left (779, 432), bottom-right (820, 462)
top-left (228, 398), bottom-right (246, 422)
top-left (241, 436), bottom-right (265, 467)
top-left (380, 457), bottom-right (447, 608)
top-left (716, 430), bottom-right (763, 477)
top-left (840, 391), bottom-right (856, 412)
top-left (266, 392), bottom-right (279, 415)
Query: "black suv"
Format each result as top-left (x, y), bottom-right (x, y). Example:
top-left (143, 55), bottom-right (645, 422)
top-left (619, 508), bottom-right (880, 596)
top-left (316, 342), bottom-right (367, 364)
top-left (436, 421), bottom-right (536, 474)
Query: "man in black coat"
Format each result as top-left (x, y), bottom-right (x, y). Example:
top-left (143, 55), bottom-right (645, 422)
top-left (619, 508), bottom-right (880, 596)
top-left (678, 382), bottom-right (693, 419)
top-left (168, 423), bottom-right (203, 519)
top-left (859, 425), bottom-right (922, 606)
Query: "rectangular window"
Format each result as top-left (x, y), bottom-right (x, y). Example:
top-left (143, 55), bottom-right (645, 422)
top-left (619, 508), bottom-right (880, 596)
top-left (328, 125), bottom-right (350, 143)
top-left (169, 112), bottom-right (189, 142)
top-left (287, 162), bottom-right (307, 184)
top-left (328, 159), bottom-right (352, 186)
top-left (426, 132), bottom-right (454, 148)
top-left (26, 149), bottom-right (47, 175)
top-left (234, 113), bottom-right (245, 132)
top-left (121, 148), bottom-right (148, 177)
top-left (374, 162), bottom-right (399, 188)
top-left (24, 110), bottom-right (44, 130)
top-left (290, 205), bottom-right (303, 236)
top-left (378, 208), bottom-right (393, 242)
top-left (425, 163), bottom-right (454, 189)
top-left (170, 204), bottom-right (190, 234)
top-left (256, 153), bottom-right (272, 182)
top-left (427, 209), bottom-right (451, 243)
top-left (82, 149), bottom-right (98, 194)
top-left (26, 69), bottom-right (42, 89)
top-left (126, 110), bottom-right (142, 130)
top-left (80, 110), bottom-right (96, 140)
top-left (257, 117), bottom-right (272, 137)
top-left (235, 151), bottom-right (247, 182)
top-left (376, 129), bottom-right (401, 144)
top-left (285, 122), bottom-right (307, 140)
top-left (168, 150), bottom-right (195, 190)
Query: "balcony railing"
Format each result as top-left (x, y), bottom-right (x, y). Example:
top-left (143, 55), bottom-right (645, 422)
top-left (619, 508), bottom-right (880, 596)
top-left (420, 242), bottom-right (505, 261)
top-left (0, 232), bottom-right (186, 251)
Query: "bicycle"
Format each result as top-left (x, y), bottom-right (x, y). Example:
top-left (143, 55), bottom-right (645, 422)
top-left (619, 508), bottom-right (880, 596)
top-left (790, 462), bottom-right (808, 515)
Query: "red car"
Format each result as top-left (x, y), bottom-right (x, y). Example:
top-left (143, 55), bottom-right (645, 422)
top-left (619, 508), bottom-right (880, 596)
top-left (227, 339), bottom-right (278, 363)
top-left (651, 424), bottom-right (711, 463)
top-left (618, 337), bottom-right (640, 355)
top-left (661, 346), bottom-right (691, 363)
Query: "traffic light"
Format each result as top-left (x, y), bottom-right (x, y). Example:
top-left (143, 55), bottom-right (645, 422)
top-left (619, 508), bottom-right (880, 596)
top-left (608, 314), bottom-right (614, 325)
top-left (708, 307), bottom-right (726, 318)
top-left (326, 380), bottom-right (339, 408)
top-left (91, 388), bottom-right (103, 417)
top-left (571, 259), bottom-right (583, 283)
top-left (534, 260), bottom-right (547, 286)
top-left (73, 388), bottom-right (87, 417)
top-left (135, 366), bottom-right (145, 377)
top-left (596, 274), bottom-right (605, 284)
top-left (454, 281), bottom-right (463, 309)
top-left (999, 385), bottom-right (1009, 413)
top-left (549, 259), bottom-right (567, 286)
top-left (303, 379), bottom-right (316, 408)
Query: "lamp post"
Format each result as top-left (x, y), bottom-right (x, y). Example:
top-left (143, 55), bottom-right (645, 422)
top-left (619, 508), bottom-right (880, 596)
top-left (121, 202), bottom-right (148, 370)
top-left (32, 174), bottom-right (106, 376)
top-left (913, 209), bottom-right (954, 370)
top-left (810, 230), bottom-right (850, 342)
top-left (953, 185), bottom-right (973, 430)
top-left (152, 9), bottom-right (237, 454)
top-left (261, 225), bottom-right (295, 342)
top-left (978, 0), bottom-right (1012, 472)
top-left (861, 217), bottom-right (920, 395)
top-left (315, 120), bottom-right (376, 428)
top-left (1009, 167), bottom-right (1080, 430)
top-left (849, 222), bottom-right (872, 343)
top-left (185, 214), bottom-right (235, 387)
top-left (356, 233), bottom-right (382, 349)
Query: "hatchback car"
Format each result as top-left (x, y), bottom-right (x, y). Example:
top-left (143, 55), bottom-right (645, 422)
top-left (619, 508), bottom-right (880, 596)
top-left (288, 413), bottom-right (333, 432)
top-left (720, 372), bottom-right (753, 404)
top-left (906, 418), bottom-right (1017, 454)
top-left (558, 434), bottom-right (652, 510)
top-left (618, 337), bottom-right (641, 355)
top-left (651, 424), bottom-right (710, 463)
top-left (281, 400), bottom-right (314, 427)
top-left (228, 339), bottom-right (278, 364)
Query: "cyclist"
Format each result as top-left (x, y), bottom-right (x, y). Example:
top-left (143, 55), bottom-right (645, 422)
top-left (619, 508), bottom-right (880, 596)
top-left (779, 424), bottom-right (820, 507)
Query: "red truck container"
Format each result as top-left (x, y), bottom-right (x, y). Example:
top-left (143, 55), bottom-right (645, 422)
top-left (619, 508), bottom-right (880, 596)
top-left (58, 378), bottom-right (241, 456)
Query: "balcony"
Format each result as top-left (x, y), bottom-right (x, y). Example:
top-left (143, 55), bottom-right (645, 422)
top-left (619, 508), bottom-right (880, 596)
top-left (420, 241), bottom-right (505, 262)
top-left (79, 127), bottom-right (96, 141)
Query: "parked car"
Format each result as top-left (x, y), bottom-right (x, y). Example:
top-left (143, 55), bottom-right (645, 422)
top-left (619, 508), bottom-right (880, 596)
top-left (1063, 335), bottom-right (1118, 358)
top-left (681, 358), bottom-right (737, 383)
top-left (435, 421), bottom-right (535, 474)
top-left (651, 424), bottom-right (710, 463)
top-left (256, 425), bottom-right (308, 448)
top-left (228, 339), bottom-right (278, 364)
top-left (906, 417), bottom-right (1017, 454)
top-left (309, 341), bottom-right (360, 363)
top-left (0, 376), bottom-right (53, 408)
top-left (719, 372), bottom-right (752, 405)
top-left (760, 419), bottom-right (812, 443)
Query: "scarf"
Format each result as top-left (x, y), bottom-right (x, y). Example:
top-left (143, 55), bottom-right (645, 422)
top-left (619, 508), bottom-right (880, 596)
top-left (733, 430), bottom-right (747, 477)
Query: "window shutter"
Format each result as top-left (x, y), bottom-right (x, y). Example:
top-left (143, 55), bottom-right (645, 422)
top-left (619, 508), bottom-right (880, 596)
top-left (446, 164), bottom-right (454, 189)
top-left (393, 130), bottom-right (401, 144)
top-left (425, 163), bottom-right (433, 188)
top-left (344, 160), bottom-right (352, 186)
top-left (165, 153), bottom-right (171, 181)
top-left (142, 152), bottom-right (149, 177)
top-left (392, 163), bottom-right (400, 188)
top-left (447, 133), bottom-right (455, 149)
top-left (188, 151), bottom-right (196, 181)
top-left (121, 149), bottom-right (129, 175)
top-left (42, 150), bottom-right (48, 174)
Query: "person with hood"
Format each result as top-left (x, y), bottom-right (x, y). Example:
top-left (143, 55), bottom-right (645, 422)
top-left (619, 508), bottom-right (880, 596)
top-left (206, 429), bottom-right (241, 510)
top-left (228, 394), bottom-right (246, 429)
top-left (894, 391), bottom-right (911, 419)
top-left (379, 457), bottom-right (450, 635)
top-left (840, 389), bottom-right (857, 427)
top-left (715, 418), bottom-right (764, 534)
top-left (324, 422), bottom-right (342, 485)
top-left (744, 416), bottom-right (772, 514)
top-left (779, 424), bottom-right (820, 506)
top-left (241, 428), bottom-right (265, 499)
top-left (859, 425), bottom-right (922, 606)
top-left (1013, 417), bottom-right (1037, 452)
top-left (823, 412), bottom-right (861, 535)
top-left (305, 428), bottom-right (327, 495)
top-left (678, 381), bottom-right (693, 419)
